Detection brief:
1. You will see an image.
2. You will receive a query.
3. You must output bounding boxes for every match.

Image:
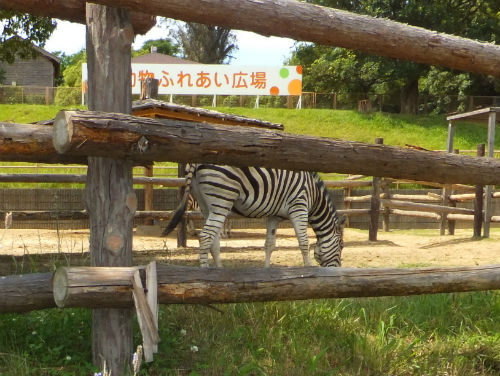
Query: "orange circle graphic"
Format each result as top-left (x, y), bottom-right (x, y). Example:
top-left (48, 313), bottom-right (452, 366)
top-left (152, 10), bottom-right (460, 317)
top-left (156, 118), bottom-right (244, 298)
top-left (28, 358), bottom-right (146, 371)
top-left (288, 79), bottom-right (302, 95)
top-left (296, 65), bottom-right (303, 75)
top-left (269, 86), bottom-right (280, 96)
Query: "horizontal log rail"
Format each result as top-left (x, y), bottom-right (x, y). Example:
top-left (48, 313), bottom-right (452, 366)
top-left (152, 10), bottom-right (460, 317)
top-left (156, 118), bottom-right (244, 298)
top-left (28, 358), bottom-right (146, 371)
top-left (0, 173), bottom-right (184, 186)
top-left (0, 272), bottom-right (55, 313)
top-left (381, 199), bottom-right (475, 215)
top-left (50, 110), bottom-right (500, 186)
top-left (390, 209), bottom-right (441, 220)
top-left (0, 0), bottom-right (155, 34)
top-left (88, 0), bottom-right (500, 76)
top-left (52, 264), bottom-right (500, 308)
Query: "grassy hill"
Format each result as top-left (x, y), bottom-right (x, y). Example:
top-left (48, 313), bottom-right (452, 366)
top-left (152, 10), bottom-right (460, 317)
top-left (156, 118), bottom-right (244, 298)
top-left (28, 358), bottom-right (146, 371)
top-left (1, 104), bottom-right (496, 153)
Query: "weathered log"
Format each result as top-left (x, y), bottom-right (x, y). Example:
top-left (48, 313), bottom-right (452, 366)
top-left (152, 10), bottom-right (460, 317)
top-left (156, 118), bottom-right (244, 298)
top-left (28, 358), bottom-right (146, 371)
top-left (88, 0), bottom-right (500, 76)
top-left (390, 209), bottom-right (441, 220)
top-left (324, 180), bottom-right (372, 188)
top-left (0, 122), bottom-right (86, 164)
top-left (390, 194), bottom-right (441, 202)
top-left (85, 5), bottom-right (135, 373)
top-left (0, 272), bottom-right (55, 313)
top-left (382, 199), bottom-right (474, 215)
top-left (52, 264), bottom-right (500, 308)
top-left (0, 173), bottom-right (184, 186)
top-left (390, 179), bottom-right (476, 192)
top-left (52, 110), bottom-right (500, 186)
top-left (0, 0), bottom-right (155, 34)
top-left (446, 214), bottom-right (474, 221)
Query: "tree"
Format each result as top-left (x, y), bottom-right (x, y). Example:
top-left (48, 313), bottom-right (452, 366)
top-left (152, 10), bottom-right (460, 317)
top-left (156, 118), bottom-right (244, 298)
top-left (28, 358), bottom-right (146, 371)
top-left (172, 22), bottom-right (238, 64)
top-left (133, 38), bottom-right (179, 57)
top-left (293, 0), bottom-right (500, 113)
top-left (0, 10), bottom-right (56, 63)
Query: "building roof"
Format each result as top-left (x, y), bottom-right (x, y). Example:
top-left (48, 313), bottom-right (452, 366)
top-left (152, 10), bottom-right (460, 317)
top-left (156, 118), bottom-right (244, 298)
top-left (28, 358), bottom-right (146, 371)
top-left (131, 53), bottom-right (198, 65)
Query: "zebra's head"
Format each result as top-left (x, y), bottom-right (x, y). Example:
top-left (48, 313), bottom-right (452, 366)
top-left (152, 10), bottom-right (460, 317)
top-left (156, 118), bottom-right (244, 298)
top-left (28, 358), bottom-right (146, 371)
top-left (313, 214), bottom-right (346, 267)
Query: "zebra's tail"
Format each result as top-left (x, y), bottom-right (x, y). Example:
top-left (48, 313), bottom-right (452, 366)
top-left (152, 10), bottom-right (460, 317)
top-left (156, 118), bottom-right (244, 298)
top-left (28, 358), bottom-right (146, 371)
top-left (162, 164), bottom-right (195, 236)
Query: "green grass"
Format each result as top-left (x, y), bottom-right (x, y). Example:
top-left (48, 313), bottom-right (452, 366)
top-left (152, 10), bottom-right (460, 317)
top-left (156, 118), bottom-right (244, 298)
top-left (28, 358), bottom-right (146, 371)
top-left (1, 104), bottom-right (496, 187)
top-left (1, 293), bottom-right (498, 375)
top-left (1, 104), bottom-right (499, 374)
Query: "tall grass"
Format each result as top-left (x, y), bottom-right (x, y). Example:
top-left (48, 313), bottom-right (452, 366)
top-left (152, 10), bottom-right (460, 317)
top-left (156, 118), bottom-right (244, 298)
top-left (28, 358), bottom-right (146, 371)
top-left (1, 293), bottom-right (498, 375)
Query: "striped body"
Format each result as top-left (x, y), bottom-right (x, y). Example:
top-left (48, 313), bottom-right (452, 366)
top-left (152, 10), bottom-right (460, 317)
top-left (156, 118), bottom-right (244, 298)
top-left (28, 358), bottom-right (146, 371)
top-left (163, 164), bottom-right (345, 267)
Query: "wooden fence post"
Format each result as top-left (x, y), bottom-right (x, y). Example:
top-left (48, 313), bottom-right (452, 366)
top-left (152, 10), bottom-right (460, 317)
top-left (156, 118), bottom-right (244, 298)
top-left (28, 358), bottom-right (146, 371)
top-left (85, 4), bottom-right (135, 375)
top-left (483, 111), bottom-right (496, 237)
top-left (177, 163), bottom-right (187, 247)
top-left (382, 178), bottom-right (391, 232)
top-left (447, 149), bottom-right (459, 235)
top-left (474, 144), bottom-right (485, 238)
top-left (369, 138), bottom-right (383, 241)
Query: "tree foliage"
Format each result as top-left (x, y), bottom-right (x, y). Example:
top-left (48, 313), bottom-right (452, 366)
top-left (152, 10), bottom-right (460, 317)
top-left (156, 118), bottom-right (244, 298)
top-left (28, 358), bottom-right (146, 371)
top-left (0, 10), bottom-right (56, 63)
top-left (132, 38), bottom-right (179, 57)
top-left (293, 0), bottom-right (500, 113)
top-left (172, 22), bottom-right (238, 64)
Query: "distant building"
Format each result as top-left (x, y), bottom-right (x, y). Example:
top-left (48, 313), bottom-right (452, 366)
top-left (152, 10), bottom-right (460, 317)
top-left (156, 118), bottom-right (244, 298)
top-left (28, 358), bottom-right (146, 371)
top-left (131, 50), bottom-right (198, 65)
top-left (0, 44), bottom-right (60, 87)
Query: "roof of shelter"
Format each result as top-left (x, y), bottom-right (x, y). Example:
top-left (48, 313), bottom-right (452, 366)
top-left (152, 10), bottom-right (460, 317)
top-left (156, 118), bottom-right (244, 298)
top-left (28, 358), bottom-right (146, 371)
top-left (446, 107), bottom-right (500, 123)
top-left (132, 99), bottom-right (284, 130)
top-left (131, 53), bottom-right (198, 65)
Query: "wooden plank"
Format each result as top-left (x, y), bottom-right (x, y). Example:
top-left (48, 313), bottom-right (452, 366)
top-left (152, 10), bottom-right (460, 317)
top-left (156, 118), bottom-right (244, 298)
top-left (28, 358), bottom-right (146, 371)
top-left (369, 138), bottom-right (383, 241)
top-left (484, 112), bottom-right (497, 238)
top-left (52, 110), bottom-right (500, 186)
top-left (52, 264), bottom-right (500, 307)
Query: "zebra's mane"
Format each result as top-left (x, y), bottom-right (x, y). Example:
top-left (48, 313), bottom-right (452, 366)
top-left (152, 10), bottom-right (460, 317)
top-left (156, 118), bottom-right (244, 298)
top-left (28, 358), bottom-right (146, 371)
top-left (310, 171), bottom-right (339, 223)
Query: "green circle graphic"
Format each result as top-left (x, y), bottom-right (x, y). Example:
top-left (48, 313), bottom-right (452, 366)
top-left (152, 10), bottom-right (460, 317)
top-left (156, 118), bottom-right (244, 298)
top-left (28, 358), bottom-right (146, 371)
top-left (280, 68), bottom-right (290, 79)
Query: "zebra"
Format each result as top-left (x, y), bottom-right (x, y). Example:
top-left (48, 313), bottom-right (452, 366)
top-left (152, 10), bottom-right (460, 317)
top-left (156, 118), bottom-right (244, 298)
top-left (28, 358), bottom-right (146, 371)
top-left (186, 193), bottom-right (231, 238)
top-left (163, 164), bottom-right (345, 268)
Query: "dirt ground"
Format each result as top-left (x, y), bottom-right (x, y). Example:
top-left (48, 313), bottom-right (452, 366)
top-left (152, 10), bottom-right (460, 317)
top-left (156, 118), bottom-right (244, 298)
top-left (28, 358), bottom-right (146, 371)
top-left (0, 226), bottom-right (498, 272)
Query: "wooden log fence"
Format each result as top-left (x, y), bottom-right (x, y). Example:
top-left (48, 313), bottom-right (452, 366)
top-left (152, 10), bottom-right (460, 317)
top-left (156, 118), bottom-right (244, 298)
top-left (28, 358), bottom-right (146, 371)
top-left (2, 264), bottom-right (499, 314)
top-left (51, 264), bottom-right (500, 308)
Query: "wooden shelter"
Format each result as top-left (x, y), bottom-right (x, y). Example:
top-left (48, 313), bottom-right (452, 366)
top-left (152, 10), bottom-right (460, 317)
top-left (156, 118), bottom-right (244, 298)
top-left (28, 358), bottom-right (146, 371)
top-left (132, 99), bottom-right (284, 130)
top-left (446, 107), bottom-right (500, 237)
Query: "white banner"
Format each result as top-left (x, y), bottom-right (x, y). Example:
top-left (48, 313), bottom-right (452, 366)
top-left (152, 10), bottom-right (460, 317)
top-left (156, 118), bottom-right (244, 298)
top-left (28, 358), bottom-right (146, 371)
top-left (82, 64), bottom-right (302, 96)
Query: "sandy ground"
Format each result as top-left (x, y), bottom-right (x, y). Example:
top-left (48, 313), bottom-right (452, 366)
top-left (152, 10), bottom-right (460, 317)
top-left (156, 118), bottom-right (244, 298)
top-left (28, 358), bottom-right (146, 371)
top-left (0, 226), bottom-right (498, 271)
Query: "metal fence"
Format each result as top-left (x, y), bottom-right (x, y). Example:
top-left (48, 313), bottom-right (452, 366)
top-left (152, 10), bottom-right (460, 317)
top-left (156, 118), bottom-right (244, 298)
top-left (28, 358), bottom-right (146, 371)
top-left (1, 85), bottom-right (499, 115)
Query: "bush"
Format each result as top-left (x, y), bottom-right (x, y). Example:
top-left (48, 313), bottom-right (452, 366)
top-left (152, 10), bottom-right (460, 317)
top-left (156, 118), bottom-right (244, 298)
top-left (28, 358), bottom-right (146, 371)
top-left (54, 87), bottom-right (81, 106)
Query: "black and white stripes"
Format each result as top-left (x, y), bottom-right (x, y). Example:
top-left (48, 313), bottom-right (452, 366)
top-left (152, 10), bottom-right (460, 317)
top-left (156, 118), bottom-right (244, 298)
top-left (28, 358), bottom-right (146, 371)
top-left (163, 164), bottom-right (345, 267)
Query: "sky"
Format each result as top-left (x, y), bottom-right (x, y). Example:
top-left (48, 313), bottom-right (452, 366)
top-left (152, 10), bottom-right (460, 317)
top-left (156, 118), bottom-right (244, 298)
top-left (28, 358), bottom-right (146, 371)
top-left (44, 20), bottom-right (297, 66)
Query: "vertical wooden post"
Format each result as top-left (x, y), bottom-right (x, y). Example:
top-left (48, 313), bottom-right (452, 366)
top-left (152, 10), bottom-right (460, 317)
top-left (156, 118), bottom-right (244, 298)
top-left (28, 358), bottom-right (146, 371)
top-left (369, 138), bottom-right (383, 241)
top-left (382, 178), bottom-right (391, 232)
top-left (85, 5), bottom-right (135, 375)
top-left (343, 187), bottom-right (351, 228)
top-left (447, 149), bottom-right (459, 235)
top-left (140, 78), bottom-right (159, 226)
top-left (143, 165), bottom-right (154, 225)
top-left (474, 144), bottom-right (485, 238)
top-left (177, 163), bottom-right (187, 247)
top-left (483, 111), bottom-right (496, 238)
top-left (440, 122), bottom-right (455, 236)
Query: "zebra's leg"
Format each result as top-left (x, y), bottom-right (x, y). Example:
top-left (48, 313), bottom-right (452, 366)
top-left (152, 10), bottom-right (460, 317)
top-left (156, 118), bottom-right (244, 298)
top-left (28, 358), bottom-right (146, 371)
top-left (289, 211), bottom-right (312, 267)
top-left (264, 216), bottom-right (282, 267)
top-left (199, 212), bottom-right (229, 268)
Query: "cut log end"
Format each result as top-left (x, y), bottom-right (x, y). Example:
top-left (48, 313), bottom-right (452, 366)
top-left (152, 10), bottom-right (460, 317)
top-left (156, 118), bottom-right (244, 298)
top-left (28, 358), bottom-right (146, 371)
top-left (52, 267), bottom-right (69, 308)
top-left (53, 111), bottom-right (74, 154)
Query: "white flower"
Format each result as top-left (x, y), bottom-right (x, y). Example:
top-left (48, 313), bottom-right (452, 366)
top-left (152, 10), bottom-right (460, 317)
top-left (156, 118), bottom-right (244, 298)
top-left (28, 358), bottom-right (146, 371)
top-left (180, 329), bottom-right (187, 336)
top-left (190, 345), bottom-right (199, 353)
top-left (65, 355), bottom-right (71, 361)
top-left (31, 331), bottom-right (37, 335)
